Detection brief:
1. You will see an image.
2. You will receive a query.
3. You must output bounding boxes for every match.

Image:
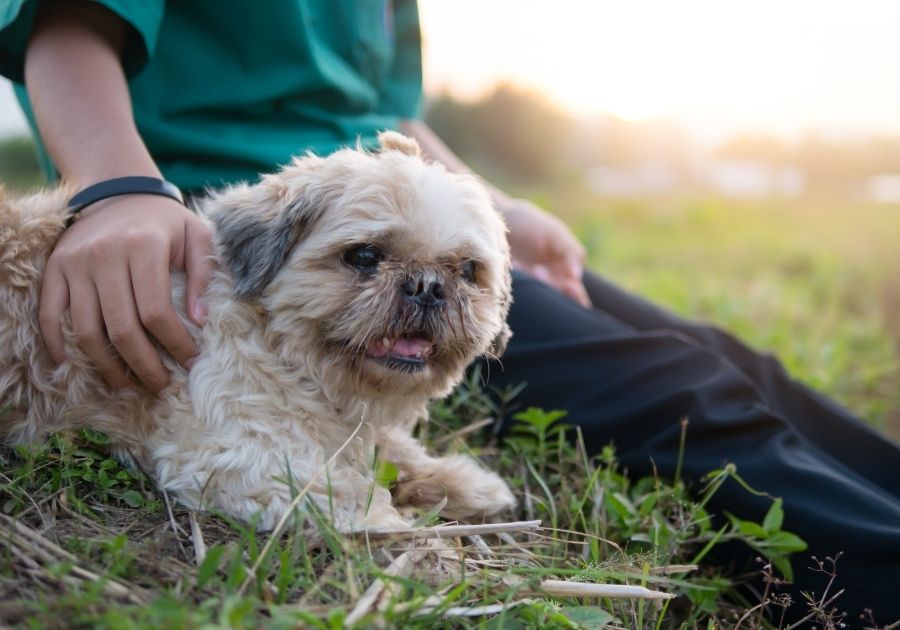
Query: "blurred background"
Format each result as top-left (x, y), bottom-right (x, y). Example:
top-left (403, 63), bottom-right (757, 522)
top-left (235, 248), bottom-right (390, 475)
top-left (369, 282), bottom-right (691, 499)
top-left (1, 0), bottom-right (898, 436)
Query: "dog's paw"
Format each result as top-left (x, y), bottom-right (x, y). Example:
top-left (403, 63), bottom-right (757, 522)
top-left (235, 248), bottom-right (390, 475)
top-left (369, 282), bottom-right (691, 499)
top-left (393, 453), bottom-right (515, 520)
top-left (442, 465), bottom-right (515, 520)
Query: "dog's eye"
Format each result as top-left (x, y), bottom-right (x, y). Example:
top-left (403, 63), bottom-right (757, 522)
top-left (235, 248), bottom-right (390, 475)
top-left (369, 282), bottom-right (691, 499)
top-left (460, 260), bottom-right (478, 283)
top-left (343, 244), bottom-right (384, 271)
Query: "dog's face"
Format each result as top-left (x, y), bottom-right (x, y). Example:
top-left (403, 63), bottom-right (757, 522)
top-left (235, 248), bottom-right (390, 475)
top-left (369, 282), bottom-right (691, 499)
top-left (207, 132), bottom-right (511, 400)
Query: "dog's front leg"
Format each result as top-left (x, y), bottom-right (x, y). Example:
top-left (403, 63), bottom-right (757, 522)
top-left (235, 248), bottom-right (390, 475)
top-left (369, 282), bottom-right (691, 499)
top-left (377, 428), bottom-right (515, 521)
top-left (154, 444), bottom-right (410, 532)
top-left (311, 463), bottom-right (412, 532)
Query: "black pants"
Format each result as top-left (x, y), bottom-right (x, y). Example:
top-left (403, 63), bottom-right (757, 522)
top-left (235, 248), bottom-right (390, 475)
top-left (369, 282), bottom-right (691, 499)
top-left (483, 270), bottom-right (900, 620)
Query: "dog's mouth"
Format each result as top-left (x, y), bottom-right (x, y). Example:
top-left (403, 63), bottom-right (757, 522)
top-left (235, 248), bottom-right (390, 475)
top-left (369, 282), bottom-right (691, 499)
top-left (365, 335), bottom-right (434, 372)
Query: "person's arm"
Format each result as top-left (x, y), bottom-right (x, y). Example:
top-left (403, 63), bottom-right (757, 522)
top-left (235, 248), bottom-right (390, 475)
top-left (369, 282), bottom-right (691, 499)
top-left (25, 2), bottom-right (214, 392)
top-left (399, 119), bottom-right (590, 307)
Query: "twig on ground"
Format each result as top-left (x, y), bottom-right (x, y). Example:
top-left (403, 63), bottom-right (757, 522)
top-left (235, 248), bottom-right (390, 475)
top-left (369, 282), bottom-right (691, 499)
top-left (189, 511), bottom-right (207, 565)
top-left (497, 531), bottom-right (538, 557)
top-left (356, 519), bottom-right (541, 541)
top-left (162, 489), bottom-right (189, 538)
top-left (539, 579), bottom-right (675, 600)
top-left (466, 534), bottom-right (493, 558)
top-left (345, 549), bottom-right (421, 627)
top-left (0, 513), bottom-right (149, 604)
top-left (649, 564), bottom-right (698, 575)
top-left (423, 601), bottom-right (529, 618)
top-left (161, 490), bottom-right (190, 560)
top-left (540, 525), bottom-right (624, 555)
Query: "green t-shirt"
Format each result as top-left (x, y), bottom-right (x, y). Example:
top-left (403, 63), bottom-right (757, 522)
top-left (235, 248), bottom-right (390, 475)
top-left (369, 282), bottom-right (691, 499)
top-left (0, 0), bottom-right (423, 191)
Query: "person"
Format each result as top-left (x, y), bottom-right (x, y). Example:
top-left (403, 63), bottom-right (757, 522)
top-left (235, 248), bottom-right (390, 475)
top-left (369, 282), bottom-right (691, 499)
top-left (1, 0), bottom-right (898, 620)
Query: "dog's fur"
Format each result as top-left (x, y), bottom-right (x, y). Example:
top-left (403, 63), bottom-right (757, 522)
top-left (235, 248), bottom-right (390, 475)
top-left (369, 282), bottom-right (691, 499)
top-left (0, 132), bottom-right (515, 530)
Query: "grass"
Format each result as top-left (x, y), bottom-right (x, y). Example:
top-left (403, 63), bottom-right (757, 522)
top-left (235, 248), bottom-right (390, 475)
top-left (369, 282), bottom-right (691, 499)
top-left (0, 389), bottom-right (812, 628)
top-left (2, 188), bottom-right (899, 628)
top-left (535, 187), bottom-right (900, 437)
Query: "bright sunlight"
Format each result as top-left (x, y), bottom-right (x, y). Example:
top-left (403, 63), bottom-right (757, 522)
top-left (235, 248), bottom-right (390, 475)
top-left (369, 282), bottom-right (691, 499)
top-left (420, 0), bottom-right (900, 137)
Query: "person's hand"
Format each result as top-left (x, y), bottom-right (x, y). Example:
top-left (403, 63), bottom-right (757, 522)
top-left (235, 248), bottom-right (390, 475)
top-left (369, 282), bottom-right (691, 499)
top-left (39, 196), bottom-right (215, 392)
top-left (499, 198), bottom-right (590, 307)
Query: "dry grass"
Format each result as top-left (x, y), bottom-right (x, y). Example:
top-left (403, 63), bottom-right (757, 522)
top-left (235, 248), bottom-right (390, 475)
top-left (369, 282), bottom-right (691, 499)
top-left (0, 394), bottom-right (851, 628)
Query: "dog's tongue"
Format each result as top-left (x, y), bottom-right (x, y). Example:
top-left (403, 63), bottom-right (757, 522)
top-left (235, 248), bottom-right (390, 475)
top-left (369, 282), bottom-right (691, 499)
top-left (368, 336), bottom-right (433, 359)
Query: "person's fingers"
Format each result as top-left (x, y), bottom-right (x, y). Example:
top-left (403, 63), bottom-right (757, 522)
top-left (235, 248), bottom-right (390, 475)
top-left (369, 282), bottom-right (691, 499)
top-left (129, 243), bottom-right (197, 368)
top-left (567, 259), bottom-right (584, 282)
top-left (184, 220), bottom-right (214, 326)
top-left (93, 263), bottom-right (170, 393)
top-left (546, 225), bottom-right (588, 306)
top-left (559, 256), bottom-right (590, 307)
top-left (547, 268), bottom-right (590, 307)
top-left (554, 234), bottom-right (586, 267)
top-left (38, 258), bottom-right (70, 365)
top-left (563, 278), bottom-right (591, 307)
top-left (534, 257), bottom-right (591, 308)
top-left (530, 264), bottom-right (553, 284)
top-left (67, 275), bottom-right (133, 390)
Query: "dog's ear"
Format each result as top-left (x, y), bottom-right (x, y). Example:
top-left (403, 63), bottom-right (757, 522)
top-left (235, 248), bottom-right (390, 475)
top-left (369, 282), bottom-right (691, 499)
top-left (209, 172), bottom-right (328, 299)
top-left (212, 200), bottom-right (306, 299)
top-left (378, 130), bottom-right (421, 157)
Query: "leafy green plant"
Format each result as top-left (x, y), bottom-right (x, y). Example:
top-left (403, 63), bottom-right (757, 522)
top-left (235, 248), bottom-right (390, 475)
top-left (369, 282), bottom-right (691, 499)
top-left (495, 404), bottom-right (809, 624)
top-left (2, 429), bottom-right (160, 517)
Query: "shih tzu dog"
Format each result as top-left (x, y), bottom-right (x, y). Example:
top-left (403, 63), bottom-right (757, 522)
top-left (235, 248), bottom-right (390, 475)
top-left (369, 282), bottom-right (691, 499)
top-left (0, 132), bottom-right (515, 530)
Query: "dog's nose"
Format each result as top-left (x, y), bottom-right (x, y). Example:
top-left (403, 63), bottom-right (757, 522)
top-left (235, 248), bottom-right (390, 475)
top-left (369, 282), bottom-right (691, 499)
top-left (401, 277), bottom-right (445, 308)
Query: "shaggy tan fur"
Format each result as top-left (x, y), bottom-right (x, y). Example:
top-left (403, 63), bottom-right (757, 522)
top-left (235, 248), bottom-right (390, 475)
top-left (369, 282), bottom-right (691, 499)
top-left (0, 132), bottom-right (515, 530)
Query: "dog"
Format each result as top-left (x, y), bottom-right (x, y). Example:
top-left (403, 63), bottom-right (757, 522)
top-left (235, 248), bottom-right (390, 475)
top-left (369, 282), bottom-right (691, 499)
top-left (0, 132), bottom-right (515, 531)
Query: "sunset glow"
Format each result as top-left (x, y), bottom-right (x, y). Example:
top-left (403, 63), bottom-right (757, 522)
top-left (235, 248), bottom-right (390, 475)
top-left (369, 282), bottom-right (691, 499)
top-left (419, 0), bottom-right (900, 137)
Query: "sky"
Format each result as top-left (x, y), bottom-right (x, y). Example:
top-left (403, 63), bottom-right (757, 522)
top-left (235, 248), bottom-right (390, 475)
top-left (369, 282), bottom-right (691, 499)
top-left (4, 1), bottom-right (900, 141)
top-left (418, 0), bottom-right (900, 141)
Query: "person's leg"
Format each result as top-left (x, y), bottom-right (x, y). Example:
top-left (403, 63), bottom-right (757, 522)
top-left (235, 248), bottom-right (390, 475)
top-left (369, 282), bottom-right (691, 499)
top-left (483, 271), bottom-right (900, 620)
top-left (581, 273), bottom-right (900, 499)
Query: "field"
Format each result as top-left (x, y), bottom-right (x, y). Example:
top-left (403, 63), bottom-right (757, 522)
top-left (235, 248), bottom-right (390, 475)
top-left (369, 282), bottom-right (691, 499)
top-left (549, 188), bottom-right (900, 438)
top-left (2, 184), bottom-right (898, 628)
